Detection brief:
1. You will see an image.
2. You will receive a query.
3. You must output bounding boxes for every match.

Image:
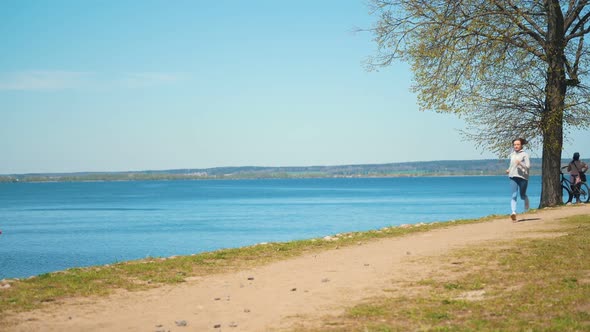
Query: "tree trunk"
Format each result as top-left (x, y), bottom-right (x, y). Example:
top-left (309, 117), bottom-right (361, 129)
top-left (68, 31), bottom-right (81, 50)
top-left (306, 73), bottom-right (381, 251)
top-left (540, 56), bottom-right (564, 208)
top-left (540, 0), bottom-right (565, 208)
top-left (540, 130), bottom-right (562, 207)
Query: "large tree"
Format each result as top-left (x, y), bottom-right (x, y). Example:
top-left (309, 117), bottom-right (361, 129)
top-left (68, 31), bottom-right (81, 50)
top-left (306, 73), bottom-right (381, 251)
top-left (368, 0), bottom-right (590, 207)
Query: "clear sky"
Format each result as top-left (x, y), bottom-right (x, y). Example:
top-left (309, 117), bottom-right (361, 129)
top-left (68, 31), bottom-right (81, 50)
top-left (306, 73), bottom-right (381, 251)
top-left (1, 1), bottom-right (588, 174)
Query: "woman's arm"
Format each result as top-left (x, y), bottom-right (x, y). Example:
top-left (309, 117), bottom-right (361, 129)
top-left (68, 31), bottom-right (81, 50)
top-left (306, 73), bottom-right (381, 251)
top-left (522, 153), bottom-right (531, 170)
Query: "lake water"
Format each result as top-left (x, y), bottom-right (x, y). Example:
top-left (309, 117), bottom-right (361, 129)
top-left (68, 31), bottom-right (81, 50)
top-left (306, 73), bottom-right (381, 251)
top-left (0, 176), bottom-right (540, 279)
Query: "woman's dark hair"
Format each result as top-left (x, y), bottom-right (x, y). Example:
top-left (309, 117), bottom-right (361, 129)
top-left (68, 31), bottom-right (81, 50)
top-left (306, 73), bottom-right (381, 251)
top-left (573, 152), bottom-right (580, 161)
top-left (513, 138), bottom-right (528, 145)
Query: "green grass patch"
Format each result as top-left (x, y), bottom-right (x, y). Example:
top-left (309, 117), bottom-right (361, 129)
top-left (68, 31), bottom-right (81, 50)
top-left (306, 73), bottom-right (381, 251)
top-left (310, 214), bottom-right (590, 331)
top-left (348, 303), bottom-right (389, 318)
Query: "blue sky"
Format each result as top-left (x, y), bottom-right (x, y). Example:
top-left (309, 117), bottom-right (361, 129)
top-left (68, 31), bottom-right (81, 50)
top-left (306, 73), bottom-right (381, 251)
top-left (1, 1), bottom-right (588, 174)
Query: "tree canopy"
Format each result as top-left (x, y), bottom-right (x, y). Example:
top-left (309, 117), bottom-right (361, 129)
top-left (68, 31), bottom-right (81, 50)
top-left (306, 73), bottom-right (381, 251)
top-left (368, 0), bottom-right (590, 206)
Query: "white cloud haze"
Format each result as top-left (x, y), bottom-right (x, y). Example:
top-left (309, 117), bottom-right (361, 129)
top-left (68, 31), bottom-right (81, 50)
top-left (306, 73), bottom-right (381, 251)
top-left (0, 70), bottom-right (183, 91)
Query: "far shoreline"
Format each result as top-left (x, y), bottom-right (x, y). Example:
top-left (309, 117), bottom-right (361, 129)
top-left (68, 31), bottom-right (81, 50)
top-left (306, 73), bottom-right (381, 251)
top-left (1, 172), bottom-right (532, 183)
top-left (1, 158), bottom-right (556, 182)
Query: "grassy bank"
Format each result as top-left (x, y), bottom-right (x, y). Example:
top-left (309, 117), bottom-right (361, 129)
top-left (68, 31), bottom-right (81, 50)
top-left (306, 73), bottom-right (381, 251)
top-left (303, 214), bottom-right (590, 331)
top-left (2, 212), bottom-right (589, 331)
top-left (0, 216), bottom-right (491, 315)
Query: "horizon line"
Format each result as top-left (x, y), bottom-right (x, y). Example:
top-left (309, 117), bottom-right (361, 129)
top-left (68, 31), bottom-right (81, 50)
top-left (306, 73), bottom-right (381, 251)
top-left (1, 157), bottom-right (546, 176)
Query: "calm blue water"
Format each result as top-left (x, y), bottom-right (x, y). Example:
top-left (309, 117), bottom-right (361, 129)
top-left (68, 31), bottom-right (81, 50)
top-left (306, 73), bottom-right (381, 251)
top-left (0, 176), bottom-right (540, 279)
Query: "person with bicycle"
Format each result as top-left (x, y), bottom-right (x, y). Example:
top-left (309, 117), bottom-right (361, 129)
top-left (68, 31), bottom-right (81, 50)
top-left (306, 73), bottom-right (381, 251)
top-left (506, 138), bottom-right (531, 221)
top-left (567, 152), bottom-right (588, 203)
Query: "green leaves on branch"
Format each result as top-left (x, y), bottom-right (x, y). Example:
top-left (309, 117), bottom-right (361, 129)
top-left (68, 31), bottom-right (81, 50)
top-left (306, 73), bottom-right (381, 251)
top-left (367, 0), bottom-right (590, 157)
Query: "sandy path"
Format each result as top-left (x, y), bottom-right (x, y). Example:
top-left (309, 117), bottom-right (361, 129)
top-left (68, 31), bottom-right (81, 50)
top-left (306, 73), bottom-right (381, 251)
top-left (4, 204), bottom-right (589, 332)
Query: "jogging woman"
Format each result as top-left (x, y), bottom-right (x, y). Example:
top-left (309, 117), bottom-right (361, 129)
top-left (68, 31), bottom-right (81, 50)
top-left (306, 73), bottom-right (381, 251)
top-left (506, 138), bottom-right (531, 222)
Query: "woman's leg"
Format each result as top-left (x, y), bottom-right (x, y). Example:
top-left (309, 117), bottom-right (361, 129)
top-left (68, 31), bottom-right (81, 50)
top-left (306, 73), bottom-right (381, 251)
top-left (510, 177), bottom-right (518, 214)
top-left (571, 175), bottom-right (581, 202)
top-left (518, 178), bottom-right (529, 210)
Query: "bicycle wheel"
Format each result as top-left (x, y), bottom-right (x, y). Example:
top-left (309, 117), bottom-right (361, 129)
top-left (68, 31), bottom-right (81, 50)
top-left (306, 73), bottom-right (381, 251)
top-left (578, 183), bottom-right (590, 203)
top-left (562, 185), bottom-right (572, 204)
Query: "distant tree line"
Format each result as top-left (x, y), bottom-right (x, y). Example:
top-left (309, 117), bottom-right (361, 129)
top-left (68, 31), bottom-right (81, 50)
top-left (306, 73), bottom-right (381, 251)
top-left (1, 159), bottom-right (569, 183)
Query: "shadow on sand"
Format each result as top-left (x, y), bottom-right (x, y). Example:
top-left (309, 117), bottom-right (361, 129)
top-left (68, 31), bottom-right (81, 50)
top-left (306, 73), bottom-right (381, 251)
top-left (516, 217), bottom-right (541, 222)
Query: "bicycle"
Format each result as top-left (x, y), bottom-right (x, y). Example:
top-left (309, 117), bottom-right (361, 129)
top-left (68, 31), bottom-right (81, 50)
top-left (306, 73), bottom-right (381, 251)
top-left (560, 166), bottom-right (590, 204)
